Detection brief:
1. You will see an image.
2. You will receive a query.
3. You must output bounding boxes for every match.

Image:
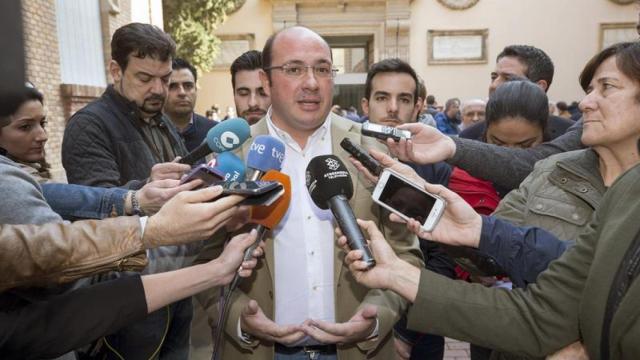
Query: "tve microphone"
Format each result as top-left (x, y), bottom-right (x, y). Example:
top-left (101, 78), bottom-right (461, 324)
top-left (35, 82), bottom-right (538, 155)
top-left (245, 135), bottom-right (286, 180)
top-left (179, 118), bottom-right (250, 165)
top-left (306, 155), bottom-right (375, 268)
top-left (209, 152), bottom-right (246, 182)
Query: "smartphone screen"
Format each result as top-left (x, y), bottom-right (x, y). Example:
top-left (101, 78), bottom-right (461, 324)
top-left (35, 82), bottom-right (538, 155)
top-left (378, 173), bottom-right (436, 224)
top-left (181, 165), bottom-right (224, 187)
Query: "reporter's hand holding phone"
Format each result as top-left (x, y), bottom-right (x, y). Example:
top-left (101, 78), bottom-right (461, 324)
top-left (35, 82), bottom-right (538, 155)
top-left (385, 123), bottom-right (457, 165)
top-left (149, 157), bottom-right (191, 181)
top-left (143, 186), bottom-right (247, 248)
top-left (336, 219), bottom-right (420, 303)
top-left (395, 182), bottom-right (483, 249)
top-left (135, 178), bottom-right (203, 215)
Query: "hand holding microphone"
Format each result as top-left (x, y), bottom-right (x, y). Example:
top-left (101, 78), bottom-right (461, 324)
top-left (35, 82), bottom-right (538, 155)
top-left (306, 155), bottom-right (376, 269)
top-left (179, 117), bottom-right (251, 165)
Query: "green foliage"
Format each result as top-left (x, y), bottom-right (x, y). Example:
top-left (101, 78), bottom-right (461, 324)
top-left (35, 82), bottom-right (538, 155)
top-left (163, 0), bottom-right (238, 73)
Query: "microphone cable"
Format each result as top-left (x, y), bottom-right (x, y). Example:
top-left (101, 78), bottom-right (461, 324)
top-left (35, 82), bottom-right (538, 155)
top-left (211, 226), bottom-right (267, 360)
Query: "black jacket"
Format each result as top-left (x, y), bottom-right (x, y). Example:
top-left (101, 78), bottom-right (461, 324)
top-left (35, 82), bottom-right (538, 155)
top-left (0, 275), bottom-right (147, 360)
top-left (179, 113), bottom-right (217, 152)
top-left (62, 85), bottom-right (187, 190)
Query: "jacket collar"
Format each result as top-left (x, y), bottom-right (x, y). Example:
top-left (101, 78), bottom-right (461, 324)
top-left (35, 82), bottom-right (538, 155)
top-left (549, 149), bottom-right (606, 209)
top-left (104, 85), bottom-right (164, 123)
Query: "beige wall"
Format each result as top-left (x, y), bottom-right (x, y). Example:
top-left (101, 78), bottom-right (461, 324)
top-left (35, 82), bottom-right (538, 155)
top-left (198, 0), bottom-right (638, 114)
top-left (196, 0), bottom-right (273, 115)
top-left (412, 0), bottom-right (637, 104)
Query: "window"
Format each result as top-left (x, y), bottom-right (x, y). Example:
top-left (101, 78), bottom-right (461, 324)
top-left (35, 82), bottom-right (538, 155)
top-left (600, 23), bottom-right (637, 50)
top-left (56, 0), bottom-right (106, 87)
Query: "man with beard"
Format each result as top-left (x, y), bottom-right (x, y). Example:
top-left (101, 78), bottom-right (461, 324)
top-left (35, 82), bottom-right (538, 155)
top-left (459, 45), bottom-right (573, 141)
top-left (230, 50), bottom-right (270, 125)
top-left (361, 58), bottom-right (454, 360)
top-left (165, 58), bottom-right (217, 152)
top-left (62, 23), bottom-right (195, 359)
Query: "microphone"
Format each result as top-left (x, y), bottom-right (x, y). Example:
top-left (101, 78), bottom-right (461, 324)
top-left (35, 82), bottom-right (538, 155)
top-left (306, 155), bottom-right (375, 269)
top-left (179, 118), bottom-right (250, 165)
top-left (245, 135), bottom-right (285, 180)
top-left (209, 152), bottom-right (246, 182)
top-left (230, 169), bottom-right (291, 289)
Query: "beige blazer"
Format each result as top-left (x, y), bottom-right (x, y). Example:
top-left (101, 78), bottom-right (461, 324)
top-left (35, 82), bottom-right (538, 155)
top-left (198, 114), bottom-right (423, 359)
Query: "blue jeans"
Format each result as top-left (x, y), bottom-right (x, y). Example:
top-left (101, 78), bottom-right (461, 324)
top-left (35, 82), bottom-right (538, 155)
top-left (42, 183), bottom-right (127, 220)
top-left (275, 350), bottom-right (337, 360)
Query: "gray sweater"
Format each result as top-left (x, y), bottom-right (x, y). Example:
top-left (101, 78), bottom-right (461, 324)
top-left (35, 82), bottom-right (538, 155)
top-left (450, 120), bottom-right (584, 190)
top-left (0, 155), bottom-right (62, 225)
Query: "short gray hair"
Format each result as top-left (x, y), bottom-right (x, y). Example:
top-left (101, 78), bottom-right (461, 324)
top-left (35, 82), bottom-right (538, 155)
top-left (461, 99), bottom-right (486, 113)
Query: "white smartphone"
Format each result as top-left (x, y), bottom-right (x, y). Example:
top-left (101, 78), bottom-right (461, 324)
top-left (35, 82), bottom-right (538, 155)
top-left (372, 169), bottom-right (446, 232)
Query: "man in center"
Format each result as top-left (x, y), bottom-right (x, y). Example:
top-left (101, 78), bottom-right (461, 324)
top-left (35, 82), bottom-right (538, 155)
top-left (199, 26), bottom-right (422, 359)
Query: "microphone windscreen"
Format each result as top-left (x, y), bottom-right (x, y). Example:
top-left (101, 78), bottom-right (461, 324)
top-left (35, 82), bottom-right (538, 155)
top-left (246, 135), bottom-right (286, 172)
top-left (251, 170), bottom-right (291, 229)
top-left (305, 155), bottom-right (353, 210)
top-left (211, 152), bottom-right (246, 182)
top-left (206, 117), bottom-right (251, 153)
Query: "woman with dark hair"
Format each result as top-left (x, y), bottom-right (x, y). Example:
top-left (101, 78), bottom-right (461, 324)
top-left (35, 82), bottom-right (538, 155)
top-left (447, 79), bottom-right (549, 218)
top-left (0, 85), bottom-right (51, 182)
top-left (483, 80), bottom-right (548, 149)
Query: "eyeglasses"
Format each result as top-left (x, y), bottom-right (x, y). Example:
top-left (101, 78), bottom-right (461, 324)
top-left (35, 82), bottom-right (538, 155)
top-left (266, 63), bottom-right (338, 79)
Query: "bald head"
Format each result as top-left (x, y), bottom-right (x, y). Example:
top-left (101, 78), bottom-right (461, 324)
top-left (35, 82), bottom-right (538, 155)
top-left (262, 26), bottom-right (331, 77)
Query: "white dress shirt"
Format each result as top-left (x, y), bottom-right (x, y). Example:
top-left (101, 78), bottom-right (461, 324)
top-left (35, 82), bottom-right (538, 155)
top-left (266, 110), bottom-right (335, 345)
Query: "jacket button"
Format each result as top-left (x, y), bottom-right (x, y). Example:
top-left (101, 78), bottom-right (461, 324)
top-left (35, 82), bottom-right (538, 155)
top-left (535, 204), bottom-right (543, 210)
top-left (560, 177), bottom-right (568, 184)
top-left (578, 187), bottom-right (588, 193)
top-left (268, 291), bottom-right (273, 299)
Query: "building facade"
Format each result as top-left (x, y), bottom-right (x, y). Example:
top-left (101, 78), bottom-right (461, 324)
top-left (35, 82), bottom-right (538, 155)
top-left (196, 0), bottom-right (637, 116)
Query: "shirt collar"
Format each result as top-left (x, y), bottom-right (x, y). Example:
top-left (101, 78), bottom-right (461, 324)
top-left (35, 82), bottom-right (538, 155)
top-left (265, 106), bottom-right (331, 151)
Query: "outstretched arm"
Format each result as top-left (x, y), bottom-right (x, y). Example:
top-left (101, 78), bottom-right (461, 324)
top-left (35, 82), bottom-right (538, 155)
top-left (449, 123), bottom-right (583, 190)
top-left (389, 121), bottom-right (583, 191)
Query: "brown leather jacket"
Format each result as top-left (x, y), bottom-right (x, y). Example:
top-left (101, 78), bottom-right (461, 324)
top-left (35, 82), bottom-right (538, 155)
top-left (0, 216), bottom-right (147, 292)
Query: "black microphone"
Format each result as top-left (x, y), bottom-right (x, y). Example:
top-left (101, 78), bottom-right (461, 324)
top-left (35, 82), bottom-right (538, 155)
top-left (306, 155), bottom-right (375, 269)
